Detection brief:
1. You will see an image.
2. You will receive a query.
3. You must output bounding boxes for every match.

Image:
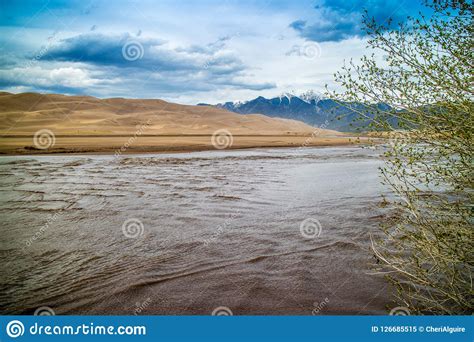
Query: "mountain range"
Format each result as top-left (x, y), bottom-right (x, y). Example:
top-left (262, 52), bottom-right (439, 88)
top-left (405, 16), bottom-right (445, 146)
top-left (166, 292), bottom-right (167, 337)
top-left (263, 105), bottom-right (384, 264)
top-left (199, 91), bottom-right (392, 132)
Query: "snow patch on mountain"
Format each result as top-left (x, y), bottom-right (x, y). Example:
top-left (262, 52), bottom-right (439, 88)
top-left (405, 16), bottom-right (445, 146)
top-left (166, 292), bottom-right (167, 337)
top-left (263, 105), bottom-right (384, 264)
top-left (299, 90), bottom-right (323, 104)
top-left (276, 92), bottom-right (296, 104)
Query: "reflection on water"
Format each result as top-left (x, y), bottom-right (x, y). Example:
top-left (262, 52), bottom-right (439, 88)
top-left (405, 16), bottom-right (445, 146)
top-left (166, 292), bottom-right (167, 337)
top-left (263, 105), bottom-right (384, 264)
top-left (0, 146), bottom-right (394, 315)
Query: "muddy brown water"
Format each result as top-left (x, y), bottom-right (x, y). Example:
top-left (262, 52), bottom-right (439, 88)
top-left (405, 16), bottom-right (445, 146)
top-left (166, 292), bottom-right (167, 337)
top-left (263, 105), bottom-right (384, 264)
top-left (0, 146), bottom-right (394, 315)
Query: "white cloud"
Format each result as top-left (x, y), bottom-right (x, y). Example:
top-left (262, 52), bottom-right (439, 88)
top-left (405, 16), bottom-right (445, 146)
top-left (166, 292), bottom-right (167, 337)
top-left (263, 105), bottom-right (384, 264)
top-left (0, 0), bottom-right (395, 104)
top-left (0, 65), bottom-right (99, 88)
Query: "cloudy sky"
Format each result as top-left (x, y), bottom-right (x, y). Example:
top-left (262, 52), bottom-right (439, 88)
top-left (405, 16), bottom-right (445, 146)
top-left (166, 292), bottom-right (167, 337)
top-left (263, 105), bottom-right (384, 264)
top-left (0, 0), bottom-right (428, 104)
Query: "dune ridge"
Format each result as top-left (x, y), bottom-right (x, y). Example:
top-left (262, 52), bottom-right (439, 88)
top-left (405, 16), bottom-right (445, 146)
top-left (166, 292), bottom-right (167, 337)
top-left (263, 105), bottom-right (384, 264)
top-left (0, 92), bottom-right (339, 135)
top-left (0, 92), bottom-right (354, 154)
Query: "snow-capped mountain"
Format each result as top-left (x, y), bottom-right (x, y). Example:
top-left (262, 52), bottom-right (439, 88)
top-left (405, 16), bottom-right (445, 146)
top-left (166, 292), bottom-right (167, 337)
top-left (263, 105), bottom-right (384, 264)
top-left (299, 90), bottom-right (324, 104)
top-left (200, 92), bottom-right (358, 131)
top-left (277, 92), bottom-right (297, 104)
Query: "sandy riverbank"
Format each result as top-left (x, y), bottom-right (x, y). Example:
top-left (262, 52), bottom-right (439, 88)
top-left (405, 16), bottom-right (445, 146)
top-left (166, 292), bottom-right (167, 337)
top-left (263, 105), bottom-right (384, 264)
top-left (0, 134), bottom-right (365, 155)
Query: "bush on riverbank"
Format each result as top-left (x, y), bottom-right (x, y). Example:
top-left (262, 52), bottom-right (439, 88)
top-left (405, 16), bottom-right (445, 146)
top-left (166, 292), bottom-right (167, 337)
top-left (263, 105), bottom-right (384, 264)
top-left (329, 0), bottom-right (473, 314)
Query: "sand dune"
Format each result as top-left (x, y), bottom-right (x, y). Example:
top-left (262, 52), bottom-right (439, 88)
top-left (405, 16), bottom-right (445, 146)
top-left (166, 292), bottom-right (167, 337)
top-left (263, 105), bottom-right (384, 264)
top-left (0, 92), bottom-right (335, 135)
top-left (0, 92), bottom-right (355, 154)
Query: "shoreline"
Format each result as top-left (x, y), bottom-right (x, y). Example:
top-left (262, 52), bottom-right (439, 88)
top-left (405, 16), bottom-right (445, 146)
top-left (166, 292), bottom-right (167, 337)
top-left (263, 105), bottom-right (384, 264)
top-left (0, 134), bottom-right (372, 156)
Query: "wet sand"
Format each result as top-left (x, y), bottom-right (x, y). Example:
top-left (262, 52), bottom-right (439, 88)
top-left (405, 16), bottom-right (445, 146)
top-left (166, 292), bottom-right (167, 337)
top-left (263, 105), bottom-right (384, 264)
top-left (0, 135), bottom-right (364, 155)
top-left (0, 146), bottom-right (393, 315)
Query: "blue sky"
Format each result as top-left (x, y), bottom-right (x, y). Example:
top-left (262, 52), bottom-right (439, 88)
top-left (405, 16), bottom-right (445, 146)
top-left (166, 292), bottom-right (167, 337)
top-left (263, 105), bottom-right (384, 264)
top-left (0, 0), bottom-right (428, 104)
